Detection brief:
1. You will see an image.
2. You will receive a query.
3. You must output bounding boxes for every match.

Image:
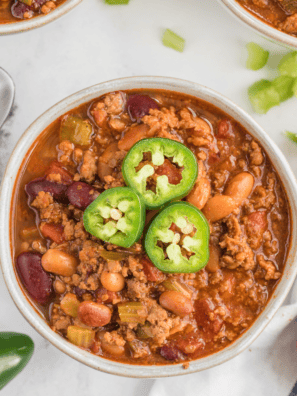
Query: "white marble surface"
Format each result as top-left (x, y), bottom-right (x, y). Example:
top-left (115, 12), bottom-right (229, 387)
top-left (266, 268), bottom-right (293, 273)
top-left (0, 0), bottom-right (297, 395)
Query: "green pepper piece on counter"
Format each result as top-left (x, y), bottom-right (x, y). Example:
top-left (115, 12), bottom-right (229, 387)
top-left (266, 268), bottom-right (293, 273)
top-left (83, 187), bottom-right (146, 248)
top-left (122, 138), bottom-right (198, 209)
top-left (0, 332), bottom-right (34, 390)
top-left (60, 115), bottom-right (93, 147)
top-left (144, 202), bottom-right (209, 273)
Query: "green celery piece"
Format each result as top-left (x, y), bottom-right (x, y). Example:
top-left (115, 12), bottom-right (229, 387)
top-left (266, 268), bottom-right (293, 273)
top-left (292, 77), bottom-right (297, 97)
top-left (19, 0), bottom-right (33, 5)
top-left (105, 0), bottom-right (129, 4)
top-left (248, 79), bottom-right (280, 114)
top-left (162, 29), bottom-right (185, 53)
top-left (278, 51), bottom-right (297, 77)
top-left (285, 131), bottom-right (297, 144)
top-left (271, 76), bottom-right (294, 102)
top-left (246, 42), bottom-right (269, 70)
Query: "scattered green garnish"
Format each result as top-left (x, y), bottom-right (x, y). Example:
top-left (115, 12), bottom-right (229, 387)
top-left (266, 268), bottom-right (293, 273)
top-left (278, 51), bottom-right (297, 77)
top-left (162, 29), bottom-right (185, 53)
top-left (285, 131), bottom-right (297, 144)
top-left (105, 0), bottom-right (129, 4)
top-left (271, 76), bottom-right (294, 102)
top-left (246, 42), bottom-right (269, 70)
top-left (248, 79), bottom-right (280, 114)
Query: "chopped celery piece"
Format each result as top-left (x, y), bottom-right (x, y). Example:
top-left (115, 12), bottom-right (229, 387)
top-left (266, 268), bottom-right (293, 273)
top-left (67, 326), bottom-right (95, 348)
top-left (60, 116), bottom-right (93, 147)
top-left (285, 131), bottom-right (297, 144)
top-left (105, 0), bottom-right (129, 3)
top-left (246, 42), bottom-right (269, 71)
top-left (60, 293), bottom-right (80, 317)
top-left (19, 0), bottom-right (33, 5)
top-left (162, 279), bottom-right (192, 299)
top-left (292, 77), bottom-right (297, 97)
top-left (99, 249), bottom-right (130, 261)
top-left (278, 51), bottom-right (297, 77)
top-left (279, 0), bottom-right (297, 14)
top-left (271, 76), bottom-right (294, 102)
top-left (162, 29), bottom-right (185, 53)
top-left (248, 79), bottom-right (280, 114)
top-left (118, 302), bottom-right (147, 324)
top-left (20, 226), bottom-right (39, 240)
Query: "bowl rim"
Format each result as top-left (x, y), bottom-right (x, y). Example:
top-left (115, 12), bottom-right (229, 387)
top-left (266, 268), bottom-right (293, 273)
top-left (1, 76), bottom-right (297, 378)
top-left (0, 0), bottom-right (83, 35)
top-left (218, 0), bottom-right (297, 49)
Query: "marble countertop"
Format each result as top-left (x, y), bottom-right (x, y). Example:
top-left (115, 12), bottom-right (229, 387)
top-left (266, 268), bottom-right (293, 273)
top-left (0, 0), bottom-right (297, 395)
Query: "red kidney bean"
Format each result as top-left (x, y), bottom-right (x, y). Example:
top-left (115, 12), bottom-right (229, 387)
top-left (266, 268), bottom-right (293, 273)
top-left (194, 298), bottom-right (223, 339)
top-left (160, 345), bottom-right (182, 361)
top-left (11, 2), bottom-right (30, 18)
top-left (66, 182), bottom-right (98, 210)
top-left (16, 252), bottom-right (52, 305)
top-left (127, 95), bottom-right (159, 122)
top-left (25, 177), bottom-right (67, 201)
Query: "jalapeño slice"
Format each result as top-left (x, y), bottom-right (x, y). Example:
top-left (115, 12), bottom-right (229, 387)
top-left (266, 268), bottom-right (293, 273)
top-left (144, 202), bottom-right (209, 273)
top-left (83, 187), bottom-right (145, 248)
top-left (122, 138), bottom-right (198, 209)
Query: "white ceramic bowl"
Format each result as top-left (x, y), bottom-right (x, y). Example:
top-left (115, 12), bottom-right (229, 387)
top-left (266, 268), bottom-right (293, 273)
top-left (219, 0), bottom-right (297, 49)
top-left (0, 0), bottom-right (82, 35)
top-left (1, 76), bottom-right (297, 377)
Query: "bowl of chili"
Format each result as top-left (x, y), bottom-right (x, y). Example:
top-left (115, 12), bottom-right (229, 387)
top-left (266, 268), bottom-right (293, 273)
top-left (1, 76), bottom-right (297, 377)
top-left (219, 0), bottom-right (297, 49)
top-left (0, 0), bottom-right (82, 35)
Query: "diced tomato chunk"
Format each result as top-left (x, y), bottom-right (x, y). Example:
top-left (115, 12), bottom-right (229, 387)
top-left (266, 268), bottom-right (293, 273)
top-left (173, 331), bottom-right (205, 356)
top-left (194, 298), bottom-right (223, 338)
top-left (40, 223), bottom-right (65, 244)
top-left (208, 152), bottom-right (220, 164)
top-left (45, 161), bottom-right (73, 185)
top-left (247, 211), bottom-right (268, 234)
top-left (217, 119), bottom-right (234, 139)
top-left (141, 257), bottom-right (165, 282)
top-left (155, 159), bottom-right (182, 185)
top-left (97, 288), bottom-right (118, 304)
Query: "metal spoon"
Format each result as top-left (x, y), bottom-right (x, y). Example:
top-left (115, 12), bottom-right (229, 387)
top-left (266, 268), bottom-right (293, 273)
top-left (0, 68), bottom-right (14, 130)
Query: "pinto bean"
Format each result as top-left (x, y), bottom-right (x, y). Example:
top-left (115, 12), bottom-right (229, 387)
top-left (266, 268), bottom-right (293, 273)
top-left (41, 249), bottom-right (78, 276)
top-left (100, 271), bottom-right (125, 292)
top-left (78, 301), bottom-right (111, 327)
top-left (159, 291), bottom-right (193, 317)
top-left (203, 195), bottom-right (237, 222)
top-left (206, 244), bottom-right (221, 272)
top-left (224, 172), bottom-right (254, 205)
top-left (97, 331), bottom-right (125, 356)
top-left (118, 124), bottom-right (150, 151)
top-left (187, 178), bottom-right (211, 210)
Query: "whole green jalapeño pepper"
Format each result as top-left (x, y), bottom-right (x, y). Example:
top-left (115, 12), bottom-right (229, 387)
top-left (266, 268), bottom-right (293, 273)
top-left (122, 138), bottom-right (198, 209)
top-left (83, 187), bottom-right (145, 248)
top-left (0, 332), bottom-right (34, 390)
top-left (144, 202), bottom-right (209, 273)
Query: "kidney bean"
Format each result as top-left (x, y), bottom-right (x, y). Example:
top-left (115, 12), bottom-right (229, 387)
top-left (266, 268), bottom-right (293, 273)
top-left (127, 94), bottom-right (159, 122)
top-left (45, 161), bottom-right (73, 185)
top-left (11, 1), bottom-right (31, 18)
top-left (224, 172), bottom-right (254, 205)
top-left (25, 177), bottom-right (67, 201)
top-left (16, 252), bottom-right (52, 305)
top-left (78, 301), bottom-right (112, 327)
top-left (203, 195), bottom-right (237, 222)
top-left (41, 249), bottom-right (78, 276)
top-left (247, 211), bottom-right (268, 234)
top-left (159, 291), bottom-right (193, 317)
top-left (160, 345), bottom-right (182, 361)
top-left (66, 182), bottom-right (98, 210)
top-left (187, 177), bottom-right (211, 210)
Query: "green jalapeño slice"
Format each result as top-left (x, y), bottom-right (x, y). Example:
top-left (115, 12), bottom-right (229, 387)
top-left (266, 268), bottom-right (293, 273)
top-left (144, 202), bottom-right (209, 273)
top-left (122, 138), bottom-right (198, 209)
top-left (83, 187), bottom-right (145, 248)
